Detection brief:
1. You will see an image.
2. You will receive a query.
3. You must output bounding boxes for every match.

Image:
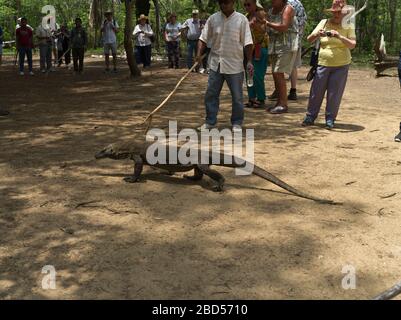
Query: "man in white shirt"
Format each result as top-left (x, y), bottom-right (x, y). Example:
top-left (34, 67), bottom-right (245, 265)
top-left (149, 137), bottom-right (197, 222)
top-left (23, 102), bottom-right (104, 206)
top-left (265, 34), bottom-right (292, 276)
top-left (181, 9), bottom-right (202, 71)
top-left (101, 11), bottom-right (119, 72)
top-left (196, 0), bottom-right (254, 132)
top-left (36, 21), bottom-right (53, 73)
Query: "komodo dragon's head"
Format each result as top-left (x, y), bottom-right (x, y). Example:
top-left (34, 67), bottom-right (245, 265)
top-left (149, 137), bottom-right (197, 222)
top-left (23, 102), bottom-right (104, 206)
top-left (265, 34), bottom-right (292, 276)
top-left (95, 141), bottom-right (141, 160)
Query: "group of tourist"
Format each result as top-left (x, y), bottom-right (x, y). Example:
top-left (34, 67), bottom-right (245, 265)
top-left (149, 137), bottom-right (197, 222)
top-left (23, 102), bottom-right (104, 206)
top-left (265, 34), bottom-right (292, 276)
top-left (194, 0), bottom-right (357, 132)
top-left (2, 1), bottom-right (401, 141)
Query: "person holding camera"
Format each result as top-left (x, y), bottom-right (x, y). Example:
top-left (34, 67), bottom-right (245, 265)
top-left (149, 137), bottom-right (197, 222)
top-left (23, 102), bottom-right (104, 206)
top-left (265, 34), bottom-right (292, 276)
top-left (133, 14), bottom-right (154, 68)
top-left (302, 0), bottom-right (356, 129)
top-left (101, 11), bottom-right (119, 73)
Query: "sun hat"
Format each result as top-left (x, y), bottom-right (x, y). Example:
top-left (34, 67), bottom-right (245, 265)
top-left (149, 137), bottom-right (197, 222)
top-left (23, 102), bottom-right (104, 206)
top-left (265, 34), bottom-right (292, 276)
top-left (138, 14), bottom-right (148, 21)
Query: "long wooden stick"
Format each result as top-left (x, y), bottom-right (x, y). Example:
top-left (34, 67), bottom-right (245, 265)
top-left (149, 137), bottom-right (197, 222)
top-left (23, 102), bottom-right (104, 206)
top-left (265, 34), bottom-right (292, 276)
top-left (373, 280), bottom-right (401, 300)
top-left (142, 54), bottom-right (207, 130)
top-left (57, 48), bottom-right (71, 63)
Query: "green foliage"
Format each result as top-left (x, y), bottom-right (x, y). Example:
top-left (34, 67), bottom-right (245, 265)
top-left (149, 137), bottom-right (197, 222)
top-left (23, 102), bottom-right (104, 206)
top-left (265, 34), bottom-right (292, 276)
top-left (1, 0), bottom-right (400, 54)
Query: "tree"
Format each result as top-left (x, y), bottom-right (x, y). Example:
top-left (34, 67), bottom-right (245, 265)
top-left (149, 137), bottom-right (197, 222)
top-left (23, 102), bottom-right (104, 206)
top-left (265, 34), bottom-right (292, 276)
top-left (124, 0), bottom-right (141, 77)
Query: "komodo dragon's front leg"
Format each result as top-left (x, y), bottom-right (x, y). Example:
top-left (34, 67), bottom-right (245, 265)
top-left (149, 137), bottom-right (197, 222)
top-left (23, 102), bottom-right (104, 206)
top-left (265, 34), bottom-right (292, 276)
top-left (197, 164), bottom-right (225, 192)
top-left (124, 155), bottom-right (144, 183)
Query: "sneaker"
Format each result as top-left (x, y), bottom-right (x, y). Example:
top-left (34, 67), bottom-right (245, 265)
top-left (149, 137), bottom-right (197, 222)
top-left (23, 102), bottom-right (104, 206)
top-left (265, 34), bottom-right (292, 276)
top-left (325, 119), bottom-right (335, 130)
top-left (302, 115), bottom-right (315, 126)
top-left (197, 123), bottom-right (216, 132)
top-left (268, 90), bottom-right (278, 100)
top-left (19, 71), bottom-right (24, 76)
top-left (288, 88), bottom-right (298, 101)
top-left (199, 68), bottom-right (205, 74)
top-left (29, 71), bottom-right (34, 76)
top-left (232, 124), bottom-right (242, 133)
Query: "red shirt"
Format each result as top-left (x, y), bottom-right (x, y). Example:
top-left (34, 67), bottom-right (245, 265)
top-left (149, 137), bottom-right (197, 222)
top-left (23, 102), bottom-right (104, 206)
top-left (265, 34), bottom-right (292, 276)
top-left (16, 26), bottom-right (33, 48)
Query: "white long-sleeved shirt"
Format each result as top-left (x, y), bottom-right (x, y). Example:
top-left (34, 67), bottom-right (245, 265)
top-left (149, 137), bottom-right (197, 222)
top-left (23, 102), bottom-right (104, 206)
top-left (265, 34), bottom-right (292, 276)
top-left (133, 24), bottom-right (153, 47)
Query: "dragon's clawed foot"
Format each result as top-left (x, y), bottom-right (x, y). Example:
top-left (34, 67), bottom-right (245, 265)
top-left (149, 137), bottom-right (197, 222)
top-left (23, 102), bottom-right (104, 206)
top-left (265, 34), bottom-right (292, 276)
top-left (124, 176), bottom-right (141, 183)
top-left (212, 185), bottom-right (224, 192)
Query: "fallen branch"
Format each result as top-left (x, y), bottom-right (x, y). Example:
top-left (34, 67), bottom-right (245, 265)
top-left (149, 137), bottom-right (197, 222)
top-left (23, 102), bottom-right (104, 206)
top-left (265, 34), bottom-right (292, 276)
top-left (379, 193), bottom-right (397, 199)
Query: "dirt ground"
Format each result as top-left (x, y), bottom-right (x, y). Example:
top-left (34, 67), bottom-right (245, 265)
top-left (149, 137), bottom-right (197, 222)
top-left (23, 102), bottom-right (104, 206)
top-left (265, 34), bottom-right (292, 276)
top-left (0, 54), bottom-right (401, 300)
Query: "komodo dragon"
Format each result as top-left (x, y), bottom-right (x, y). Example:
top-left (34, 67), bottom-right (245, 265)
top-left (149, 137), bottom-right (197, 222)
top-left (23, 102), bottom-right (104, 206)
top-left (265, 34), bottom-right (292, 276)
top-left (95, 140), bottom-right (336, 204)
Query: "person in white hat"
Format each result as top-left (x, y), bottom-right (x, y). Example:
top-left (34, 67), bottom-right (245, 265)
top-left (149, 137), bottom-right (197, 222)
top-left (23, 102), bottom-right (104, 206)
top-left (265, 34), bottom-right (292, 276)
top-left (133, 14), bottom-right (154, 68)
top-left (181, 9), bottom-right (202, 71)
top-left (101, 11), bottom-right (119, 73)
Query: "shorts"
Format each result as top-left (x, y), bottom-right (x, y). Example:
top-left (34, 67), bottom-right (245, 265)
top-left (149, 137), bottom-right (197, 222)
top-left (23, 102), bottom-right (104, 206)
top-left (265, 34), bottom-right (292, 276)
top-left (270, 51), bottom-right (297, 74)
top-left (104, 42), bottom-right (117, 55)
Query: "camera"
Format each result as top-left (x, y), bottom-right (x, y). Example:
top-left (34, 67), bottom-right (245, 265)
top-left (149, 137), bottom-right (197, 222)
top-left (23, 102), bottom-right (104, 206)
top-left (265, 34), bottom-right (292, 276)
top-left (325, 31), bottom-right (333, 37)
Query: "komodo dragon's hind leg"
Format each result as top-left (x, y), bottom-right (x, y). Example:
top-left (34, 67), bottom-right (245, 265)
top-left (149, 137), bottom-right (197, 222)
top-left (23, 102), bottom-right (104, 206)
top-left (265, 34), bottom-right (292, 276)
top-left (184, 167), bottom-right (204, 181)
top-left (124, 155), bottom-right (143, 183)
top-left (197, 164), bottom-right (225, 192)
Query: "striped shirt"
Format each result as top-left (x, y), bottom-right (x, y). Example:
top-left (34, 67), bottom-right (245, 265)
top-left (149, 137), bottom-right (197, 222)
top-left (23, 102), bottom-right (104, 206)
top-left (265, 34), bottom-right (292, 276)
top-left (200, 11), bottom-right (253, 74)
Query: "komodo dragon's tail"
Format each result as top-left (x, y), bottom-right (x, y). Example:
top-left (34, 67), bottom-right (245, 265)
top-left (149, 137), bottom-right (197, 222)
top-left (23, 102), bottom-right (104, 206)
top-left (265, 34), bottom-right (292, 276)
top-left (251, 165), bottom-right (337, 205)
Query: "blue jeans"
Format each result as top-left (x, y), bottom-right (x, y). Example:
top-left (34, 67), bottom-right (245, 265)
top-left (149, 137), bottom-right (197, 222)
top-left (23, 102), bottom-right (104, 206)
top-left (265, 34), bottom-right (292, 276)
top-left (187, 40), bottom-right (198, 69)
top-left (19, 47), bottom-right (33, 72)
top-left (205, 68), bottom-right (244, 126)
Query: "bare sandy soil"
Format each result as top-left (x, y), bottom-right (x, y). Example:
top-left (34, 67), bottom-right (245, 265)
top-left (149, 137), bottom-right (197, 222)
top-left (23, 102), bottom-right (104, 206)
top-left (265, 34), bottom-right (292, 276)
top-left (0, 54), bottom-right (401, 300)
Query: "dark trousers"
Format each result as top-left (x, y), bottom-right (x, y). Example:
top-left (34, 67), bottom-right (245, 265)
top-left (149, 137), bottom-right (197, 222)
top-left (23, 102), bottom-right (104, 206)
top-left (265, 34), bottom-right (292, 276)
top-left (72, 48), bottom-right (84, 72)
top-left (167, 41), bottom-right (180, 67)
top-left (18, 47), bottom-right (33, 72)
top-left (135, 45), bottom-right (152, 67)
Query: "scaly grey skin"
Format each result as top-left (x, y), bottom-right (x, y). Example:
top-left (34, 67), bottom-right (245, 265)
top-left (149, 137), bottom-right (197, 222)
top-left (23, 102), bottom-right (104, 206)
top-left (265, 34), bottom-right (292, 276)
top-left (95, 140), bottom-right (337, 204)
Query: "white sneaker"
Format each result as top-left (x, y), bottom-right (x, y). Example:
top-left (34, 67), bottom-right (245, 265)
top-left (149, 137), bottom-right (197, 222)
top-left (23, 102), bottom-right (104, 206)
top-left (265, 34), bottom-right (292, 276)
top-left (232, 125), bottom-right (242, 133)
top-left (197, 123), bottom-right (216, 132)
top-left (199, 68), bottom-right (205, 74)
top-left (19, 72), bottom-right (24, 76)
top-left (29, 71), bottom-right (34, 76)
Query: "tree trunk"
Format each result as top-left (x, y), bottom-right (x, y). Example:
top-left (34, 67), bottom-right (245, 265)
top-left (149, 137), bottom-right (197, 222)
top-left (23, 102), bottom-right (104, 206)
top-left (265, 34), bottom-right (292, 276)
top-left (153, 0), bottom-right (161, 51)
top-left (388, 0), bottom-right (397, 45)
top-left (125, 0), bottom-right (141, 77)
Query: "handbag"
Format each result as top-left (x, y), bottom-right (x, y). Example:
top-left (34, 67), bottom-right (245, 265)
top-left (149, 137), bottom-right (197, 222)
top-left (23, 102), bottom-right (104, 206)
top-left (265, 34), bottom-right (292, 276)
top-left (307, 19), bottom-right (328, 82)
